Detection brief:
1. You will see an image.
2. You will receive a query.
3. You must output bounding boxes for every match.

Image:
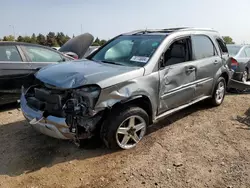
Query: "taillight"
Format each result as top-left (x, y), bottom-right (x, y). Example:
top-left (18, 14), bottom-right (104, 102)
top-left (230, 58), bottom-right (239, 71)
top-left (231, 58), bottom-right (238, 66)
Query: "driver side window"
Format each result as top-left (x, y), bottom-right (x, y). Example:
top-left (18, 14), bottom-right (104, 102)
top-left (163, 37), bottom-right (191, 67)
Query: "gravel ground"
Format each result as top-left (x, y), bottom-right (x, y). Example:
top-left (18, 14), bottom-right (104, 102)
top-left (0, 94), bottom-right (250, 188)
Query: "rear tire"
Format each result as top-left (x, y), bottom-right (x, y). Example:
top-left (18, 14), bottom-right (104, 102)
top-left (100, 106), bottom-right (149, 150)
top-left (210, 77), bottom-right (226, 106)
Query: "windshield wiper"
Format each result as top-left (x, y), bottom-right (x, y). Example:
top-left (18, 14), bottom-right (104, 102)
top-left (100, 60), bottom-right (124, 66)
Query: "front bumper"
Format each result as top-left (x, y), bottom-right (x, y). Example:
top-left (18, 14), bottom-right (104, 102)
top-left (20, 93), bottom-right (74, 139)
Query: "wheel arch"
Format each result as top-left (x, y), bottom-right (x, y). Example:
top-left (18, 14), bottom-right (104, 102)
top-left (211, 69), bottom-right (229, 96)
top-left (220, 71), bottom-right (229, 86)
top-left (110, 95), bottom-right (154, 125)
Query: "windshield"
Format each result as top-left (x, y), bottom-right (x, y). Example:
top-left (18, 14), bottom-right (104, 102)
top-left (227, 45), bottom-right (242, 56)
top-left (90, 35), bottom-right (165, 67)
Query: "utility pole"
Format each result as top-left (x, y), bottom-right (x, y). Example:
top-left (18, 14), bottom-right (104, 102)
top-left (81, 24), bottom-right (83, 34)
top-left (9, 25), bottom-right (15, 39)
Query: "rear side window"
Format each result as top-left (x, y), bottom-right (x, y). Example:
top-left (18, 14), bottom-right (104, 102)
top-left (0, 45), bottom-right (22, 61)
top-left (244, 47), bottom-right (250, 57)
top-left (227, 45), bottom-right (242, 56)
top-left (192, 35), bottom-right (216, 60)
top-left (239, 50), bottom-right (247, 58)
top-left (216, 38), bottom-right (228, 53)
top-left (24, 46), bottom-right (63, 62)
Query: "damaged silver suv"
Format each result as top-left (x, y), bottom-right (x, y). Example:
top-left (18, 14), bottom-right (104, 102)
top-left (21, 28), bottom-right (231, 150)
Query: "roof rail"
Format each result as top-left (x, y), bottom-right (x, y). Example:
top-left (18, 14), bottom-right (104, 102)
top-left (162, 27), bottom-right (190, 31)
top-left (123, 29), bottom-right (146, 35)
top-left (179, 27), bottom-right (217, 32)
top-left (123, 27), bottom-right (217, 35)
top-left (123, 27), bottom-right (189, 35)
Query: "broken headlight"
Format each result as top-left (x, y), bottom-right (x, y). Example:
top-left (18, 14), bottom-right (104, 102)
top-left (63, 85), bottom-right (101, 117)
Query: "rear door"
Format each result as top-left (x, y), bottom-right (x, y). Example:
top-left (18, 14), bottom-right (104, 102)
top-left (191, 35), bottom-right (222, 98)
top-left (0, 44), bottom-right (35, 102)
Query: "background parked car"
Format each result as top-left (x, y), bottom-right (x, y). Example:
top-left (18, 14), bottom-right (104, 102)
top-left (83, 46), bottom-right (100, 57)
top-left (52, 46), bottom-right (99, 59)
top-left (62, 51), bottom-right (79, 59)
top-left (0, 33), bottom-right (94, 105)
top-left (51, 47), bottom-right (60, 51)
top-left (227, 44), bottom-right (250, 82)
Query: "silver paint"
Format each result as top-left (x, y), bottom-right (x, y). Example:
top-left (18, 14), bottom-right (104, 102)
top-left (21, 28), bottom-right (232, 140)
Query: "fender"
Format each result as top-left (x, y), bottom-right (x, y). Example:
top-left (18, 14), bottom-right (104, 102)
top-left (211, 66), bottom-right (230, 95)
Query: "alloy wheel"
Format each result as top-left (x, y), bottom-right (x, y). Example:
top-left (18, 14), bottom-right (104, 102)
top-left (215, 81), bottom-right (225, 104)
top-left (116, 115), bottom-right (146, 149)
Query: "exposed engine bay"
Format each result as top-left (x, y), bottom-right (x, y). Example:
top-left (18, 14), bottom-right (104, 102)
top-left (24, 83), bottom-right (103, 142)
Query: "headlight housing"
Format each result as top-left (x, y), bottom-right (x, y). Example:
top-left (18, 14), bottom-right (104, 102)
top-left (68, 85), bottom-right (101, 114)
top-left (78, 85), bottom-right (101, 100)
top-left (63, 85), bottom-right (101, 117)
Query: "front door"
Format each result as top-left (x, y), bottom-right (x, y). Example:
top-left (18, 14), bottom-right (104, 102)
top-left (158, 37), bottom-right (196, 114)
top-left (0, 45), bottom-right (35, 103)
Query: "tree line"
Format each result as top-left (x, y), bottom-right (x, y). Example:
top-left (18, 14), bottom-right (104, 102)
top-left (0, 32), bottom-right (107, 47)
top-left (222, 36), bottom-right (234, 44)
top-left (0, 32), bottom-right (236, 46)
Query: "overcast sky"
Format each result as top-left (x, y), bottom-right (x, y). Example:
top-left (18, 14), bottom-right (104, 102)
top-left (1, 0), bottom-right (250, 43)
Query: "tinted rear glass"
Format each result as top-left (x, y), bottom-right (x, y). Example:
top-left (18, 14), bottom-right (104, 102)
top-left (227, 45), bottom-right (242, 56)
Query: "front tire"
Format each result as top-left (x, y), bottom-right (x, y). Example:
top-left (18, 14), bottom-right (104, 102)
top-left (101, 106), bottom-right (149, 150)
top-left (211, 77), bottom-right (226, 106)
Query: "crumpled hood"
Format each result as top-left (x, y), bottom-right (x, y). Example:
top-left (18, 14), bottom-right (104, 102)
top-left (35, 59), bottom-right (144, 89)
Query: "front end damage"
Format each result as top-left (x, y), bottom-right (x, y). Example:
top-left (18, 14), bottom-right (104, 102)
top-left (21, 83), bottom-right (104, 143)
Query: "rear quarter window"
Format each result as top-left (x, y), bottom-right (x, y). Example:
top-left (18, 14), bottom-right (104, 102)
top-left (0, 45), bottom-right (22, 61)
top-left (216, 38), bottom-right (228, 54)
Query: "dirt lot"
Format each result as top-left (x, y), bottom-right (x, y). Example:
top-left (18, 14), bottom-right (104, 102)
top-left (0, 94), bottom-right (250, 188)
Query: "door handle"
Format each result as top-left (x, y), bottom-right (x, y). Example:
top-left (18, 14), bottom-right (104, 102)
top-left (188, 67), bottom-right (195, 71)
top-left (186, 66), bottom-right (196, 72)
